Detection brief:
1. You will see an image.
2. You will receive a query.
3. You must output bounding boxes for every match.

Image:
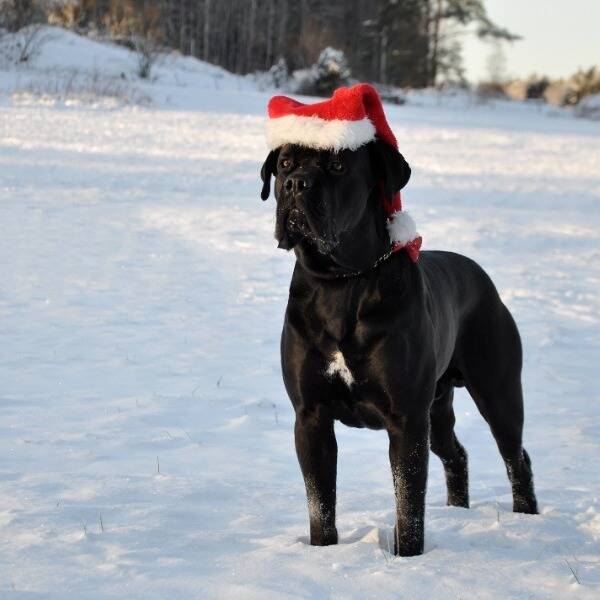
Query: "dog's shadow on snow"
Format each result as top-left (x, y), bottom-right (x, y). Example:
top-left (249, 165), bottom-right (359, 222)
top-left (297, 526), bottom-right (401, 553)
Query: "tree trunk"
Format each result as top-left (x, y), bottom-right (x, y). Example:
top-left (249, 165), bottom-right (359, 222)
top-left (246, 0), bottom-right (256, 73)
top-left (380, 25), bottom-right (388, 84)
top-left (265, 0), bottom-right (275, 69)
top-left (429, 0), bottom-right (443, 86)
top-left (203, 0), bottom-right (211, 61)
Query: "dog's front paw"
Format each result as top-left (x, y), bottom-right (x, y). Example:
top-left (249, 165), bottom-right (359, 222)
top-left (393, 526), bottom-right (424, 557)
top-left (310, 527), bottom-right (338, 547)
top-left (513, 495), bottom-right (538, 515)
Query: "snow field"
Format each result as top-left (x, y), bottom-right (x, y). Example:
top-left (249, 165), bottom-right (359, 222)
top-left (1, 28), bottom-right (600, 599)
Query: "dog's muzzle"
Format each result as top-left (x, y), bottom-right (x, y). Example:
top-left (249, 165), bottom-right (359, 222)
top-left (287, 207), bottom-right (311, 235)
top-left (276, 205), bottom-right (309, 250)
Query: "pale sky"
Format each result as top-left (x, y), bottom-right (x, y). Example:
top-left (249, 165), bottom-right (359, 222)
top-left (463, 0), bottom-right (600, 81)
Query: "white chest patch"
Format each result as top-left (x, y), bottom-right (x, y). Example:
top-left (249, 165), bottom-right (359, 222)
top-left (325, 351), bottom-right (355, 388)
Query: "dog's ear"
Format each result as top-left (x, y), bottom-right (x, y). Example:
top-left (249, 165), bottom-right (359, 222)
top-left (369, 140), bottom-right (411, 200)
top-left (260, 149), bottom-right (280, 200)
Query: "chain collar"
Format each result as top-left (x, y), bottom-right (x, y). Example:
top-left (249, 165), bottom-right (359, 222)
top-left (333, 246), bottom-right (396, 279)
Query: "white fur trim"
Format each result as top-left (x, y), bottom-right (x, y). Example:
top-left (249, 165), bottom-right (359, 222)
top-left (266, 115), bottom-right (376, 151)
top-left (387, 211), bottom-right (419, 246)
top-left (326, 351), bottom-right (355, 388)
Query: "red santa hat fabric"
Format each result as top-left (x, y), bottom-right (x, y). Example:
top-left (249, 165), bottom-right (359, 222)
top-left (266, 83), bottom-right (397, 151)
top-left (266, 83), bottom-right (421, 262)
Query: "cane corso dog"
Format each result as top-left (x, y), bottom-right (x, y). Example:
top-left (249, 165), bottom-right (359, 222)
top-left (260, 138), bottom-right (538, 557)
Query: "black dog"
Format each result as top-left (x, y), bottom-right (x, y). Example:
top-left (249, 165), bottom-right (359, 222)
top-left (260, 140), bottom-right (538, 557)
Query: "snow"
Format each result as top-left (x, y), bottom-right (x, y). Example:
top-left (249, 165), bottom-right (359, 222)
top-left (0, 26), bottom-right (256, 109)
top-left (1, 27), bottom-right (600, 599)
top-left (575, 93), bottom-right (600, 120)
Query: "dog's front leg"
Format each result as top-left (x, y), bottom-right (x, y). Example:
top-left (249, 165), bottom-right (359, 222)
top-left (294, 410), bottom-right (338, 546)
top-left (388, 415), bottom-right (429, 556)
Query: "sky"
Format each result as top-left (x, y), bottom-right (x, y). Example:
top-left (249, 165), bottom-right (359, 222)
top-left (463, 0), bottom-right (600, 81)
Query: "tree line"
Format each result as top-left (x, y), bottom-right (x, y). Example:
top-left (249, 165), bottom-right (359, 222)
top-left (2, 0), bottom-right (518, 87)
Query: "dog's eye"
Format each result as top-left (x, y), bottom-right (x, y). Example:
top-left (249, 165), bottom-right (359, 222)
top-left (328, 160), bottom-right (345, 172)
top-left (279, 158), bottom-right (292, 170)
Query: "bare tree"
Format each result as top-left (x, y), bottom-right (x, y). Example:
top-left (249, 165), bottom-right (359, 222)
top-left (486, 41), bottom-right (507, 84)
top-left (424, 0), bottom-right (520, 86)
top-left (16, 23), bottom-right (51, 62)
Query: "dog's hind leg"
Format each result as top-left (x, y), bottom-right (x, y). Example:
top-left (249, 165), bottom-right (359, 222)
top-left (430, 386), bottom-right (469, 508)
top-left (462, 306), bottom-right (538, 515)
top-left (294, 409), bottom-right (338, 546)
top-left (469, 379), bottom-right (538, 514)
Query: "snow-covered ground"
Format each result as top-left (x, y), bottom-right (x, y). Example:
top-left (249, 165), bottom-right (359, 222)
top-left (1, 28), bottom-right (600, 599)
top-left (0, 26), bottom-right (258, 110)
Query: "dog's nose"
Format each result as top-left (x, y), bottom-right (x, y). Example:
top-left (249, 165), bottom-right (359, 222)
top-left (284, 173), bottom-right (314, 195)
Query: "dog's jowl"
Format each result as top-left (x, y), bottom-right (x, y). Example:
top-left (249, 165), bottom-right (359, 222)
top-left (260, 84), bottom-right (538, 557)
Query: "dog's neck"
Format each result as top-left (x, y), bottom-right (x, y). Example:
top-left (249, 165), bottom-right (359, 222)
top-left (293, 188), bottom-right (391, 279)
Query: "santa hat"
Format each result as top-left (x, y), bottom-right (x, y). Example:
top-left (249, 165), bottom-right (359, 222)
top-left (266, 83), bottom-right (421, 262)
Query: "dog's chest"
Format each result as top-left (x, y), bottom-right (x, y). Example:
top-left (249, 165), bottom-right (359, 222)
top-left (325, 350), bottom-right (355, 388)
top-left (319, 345), bottom-right (392, 429)
top-left (289, 278), bottom-right (398, 428)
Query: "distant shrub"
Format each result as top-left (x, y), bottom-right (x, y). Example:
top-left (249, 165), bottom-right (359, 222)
top-left (504, 67), bottom-right (600, 108)
top-left (376, 84), bottom-right (406, 105)
top-left (504, 79), bottom-right (527, 101)
top-left (268, 57), bottom-right (289, 89)
top-left (503, 76), bottom-right (551, 102)
top-left (293, 47), bottom-right (351, 97)
top-left (476, 81), bottom-right (507, 100)
top-left (542, 80), bottom-right (570, 106)
top-left (574, 92), bottom-right (600, 120)
top-left (525, 77), bottom-right (550, 100)
top-left (0, 23), bottom-right (54, 66)
top-left (254, 57), bottom-right (291, 92)
top-left (564, 67), bottom-right (600, 106)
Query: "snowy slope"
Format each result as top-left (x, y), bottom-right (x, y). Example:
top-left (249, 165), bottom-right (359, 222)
top-left (1, 28), bottom-right (600, 600)
top-left (0, 26), bottom-right (256, 109)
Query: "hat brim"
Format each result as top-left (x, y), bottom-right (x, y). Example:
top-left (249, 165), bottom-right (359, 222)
top-left (266, 114), bottom-right (376, 152)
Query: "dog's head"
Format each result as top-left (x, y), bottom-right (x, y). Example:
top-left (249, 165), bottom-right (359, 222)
top-left (260, 141), bottom-right (411, 258)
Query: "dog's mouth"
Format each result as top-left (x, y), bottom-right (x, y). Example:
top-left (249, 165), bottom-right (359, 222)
top-left (287, 208), bottom-right (311, 235)
top-left (276, 204), bottom-right (310, 249)
top-left (276, 202), bottom-right (338, 254)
